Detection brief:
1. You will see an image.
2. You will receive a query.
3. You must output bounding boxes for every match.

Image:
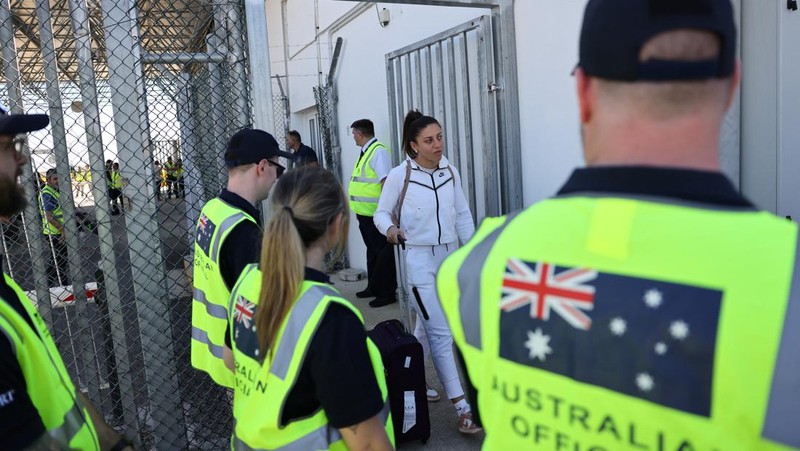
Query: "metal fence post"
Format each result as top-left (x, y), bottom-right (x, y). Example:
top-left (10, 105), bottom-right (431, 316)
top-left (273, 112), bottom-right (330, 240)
top-left (177, 73), bottom-right (202, 247)
top-left (206, 32), bottom-right (229, 193)
top-left (68, 0), bottom-right (142, 439)
top-left (100, 0), bottom-right (187, 446)
top-left (0, 0), bottom-right (53, 329)
top-left (35, 0), bottom-right (102, 409)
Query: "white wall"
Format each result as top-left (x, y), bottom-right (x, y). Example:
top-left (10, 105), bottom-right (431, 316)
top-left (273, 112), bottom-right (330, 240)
top-left (514, 1), bottom-right (585, 205)
top-left (778, 6), bottom-right (800, 219)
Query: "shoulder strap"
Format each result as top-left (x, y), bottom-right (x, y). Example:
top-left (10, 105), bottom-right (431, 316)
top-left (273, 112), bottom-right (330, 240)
top-left (393, 160), bottom-right (413, 226)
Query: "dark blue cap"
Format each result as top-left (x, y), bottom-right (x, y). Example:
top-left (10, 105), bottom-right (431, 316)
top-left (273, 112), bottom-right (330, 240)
top-left (224, 128), bottom-right (293, 167)
top-left (579, 0), bottom-right (736, 81)
top-left (0, 104), bottom-right (49, 136)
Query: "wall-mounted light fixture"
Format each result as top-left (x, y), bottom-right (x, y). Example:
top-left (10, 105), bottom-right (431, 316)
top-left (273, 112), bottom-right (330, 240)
top-left (377, 6), bottom-right (390, 27)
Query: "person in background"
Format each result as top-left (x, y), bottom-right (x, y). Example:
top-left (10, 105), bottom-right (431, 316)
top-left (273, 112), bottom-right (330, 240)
top-left (164, 156), bottom-right (177, 199)
top-left (374, 110), bottom-right (481, 434)
top-left (286, 130), bottom-right (319, 168)
top-left (153, 159), bottom-right (163, 201)
top-left (226, 166), bottom-right (393, 450)
top-left (438, 0), bottom-right (800, 449)
top-left (0, 108), bottom-right (133, 450)
top-left (108, 162), bottom-right (123, 214)
top-left (176, 157), bottom-right (185, 198)
top-left (40, 168), bottom-right (70, 286)
top-left (347, 119), bottom-right (397, 308)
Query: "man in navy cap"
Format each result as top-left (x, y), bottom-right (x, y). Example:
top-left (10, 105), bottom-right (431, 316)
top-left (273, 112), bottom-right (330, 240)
top-left (190, 128), bottom-right (292, 389)
top-left (438, 0), bottom-right (800, 449)
top-left (0, 107), bottom-right (133, 449)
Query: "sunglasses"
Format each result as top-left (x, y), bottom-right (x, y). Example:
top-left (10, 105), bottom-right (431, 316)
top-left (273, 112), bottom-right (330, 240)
top-left (266, 159), bottom-right (285, 177)
top-left (3, 134), bottom-right (26, 160)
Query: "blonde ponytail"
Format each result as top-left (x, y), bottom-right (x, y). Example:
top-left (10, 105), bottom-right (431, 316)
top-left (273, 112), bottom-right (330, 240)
top-left (253, 166), bottom-right (348, 360)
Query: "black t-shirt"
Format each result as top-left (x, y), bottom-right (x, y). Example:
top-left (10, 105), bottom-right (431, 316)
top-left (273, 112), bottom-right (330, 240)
top-left (0, 259), bottom-right (48, 449)
top-left (464, 166), bottom-right (754, 425)
top-left (226, 267), bottom-right (384, 428)
top-left (293, 144), bottom-right (318, 168)
top-left (216, 189), bottom-right (263, 291)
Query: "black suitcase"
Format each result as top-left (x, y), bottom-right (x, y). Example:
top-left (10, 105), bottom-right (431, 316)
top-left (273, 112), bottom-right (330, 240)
top-left (369, 319), bottom-right (431, 444)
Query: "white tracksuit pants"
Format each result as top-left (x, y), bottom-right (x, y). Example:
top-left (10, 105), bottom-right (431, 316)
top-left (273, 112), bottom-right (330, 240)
top-left (405, 242), bottom-right (464, 401)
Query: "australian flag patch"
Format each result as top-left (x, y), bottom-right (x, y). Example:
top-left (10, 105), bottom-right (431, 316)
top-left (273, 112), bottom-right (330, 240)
top-left (498, 259), bottom-right (722, 417)
top-left (196, 213), bottom-right (216, 255)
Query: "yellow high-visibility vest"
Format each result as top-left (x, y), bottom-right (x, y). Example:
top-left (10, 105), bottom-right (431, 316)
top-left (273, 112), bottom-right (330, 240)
top-left (348, 140), bottom-right (390, 216)
top-left (438, 195), bottom-right (800, 450)
top-left (230, 265), bottom-right (394, 450)
top-left (0, 273), bottom-right (100, 449)
top-left (191, 198), bottom-right (256, 387)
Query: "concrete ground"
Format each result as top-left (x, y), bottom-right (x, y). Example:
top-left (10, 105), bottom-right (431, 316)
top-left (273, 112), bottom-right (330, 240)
top-left (332, 275), bottom-right (484, 451)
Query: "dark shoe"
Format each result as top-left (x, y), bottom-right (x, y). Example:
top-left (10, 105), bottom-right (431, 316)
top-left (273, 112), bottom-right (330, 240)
top-left (356, 289), bottom-right (375, 299)
top-left (369, 297), bottom-right (397, 308)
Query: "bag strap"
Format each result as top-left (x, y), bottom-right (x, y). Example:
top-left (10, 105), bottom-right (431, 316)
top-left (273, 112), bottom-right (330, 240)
top-left (392, 160), bottom-right (412, 227)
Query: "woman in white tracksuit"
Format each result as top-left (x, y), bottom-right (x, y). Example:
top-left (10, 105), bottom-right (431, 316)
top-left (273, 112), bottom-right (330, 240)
top-left (374, 110), bottom-right (480, 435)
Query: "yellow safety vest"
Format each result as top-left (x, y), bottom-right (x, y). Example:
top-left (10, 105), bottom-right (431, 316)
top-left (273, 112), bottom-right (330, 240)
top-left (438, 195), bottom-right (800, 450)
top-left (110, 171), bottom-right (122, 189)
top-left (348, 140), bottom-right (390, 216)
top-left (229, 265), bottom-right (394, 450)
top-left (39, 184), bottom-right (63, 236)
top-left (0, 273), bottom-right (100, 449)
top-left (164, 162), bottom-right (177, 177)
top-left (191, 198), bottom-right (257, 388)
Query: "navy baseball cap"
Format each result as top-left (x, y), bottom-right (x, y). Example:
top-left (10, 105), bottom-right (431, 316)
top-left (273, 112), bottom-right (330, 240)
top-left (0, 104), bottom-right (49, 135)
top-left (224, 129), bottom-right (293, 167)
top-left (579, 0), bottom-right (736, 81)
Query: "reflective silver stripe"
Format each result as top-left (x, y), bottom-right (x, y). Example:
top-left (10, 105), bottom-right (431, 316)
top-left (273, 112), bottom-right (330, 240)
top-left (210, 212), bottom-right (247, 262)
top-left (349, 195), bottom-right (380, 204)
top-left (192, 326), bottom-right (225, 359)
top-left (231, 399), bottom-right (391, 451)
top-left (233, 422), bottom-right (341, 451)
top-left (763, 232), bottom-right (800, 447)
top-left (270, 285), bottom-right (338, 380)
top-left (193, 287), bottom-right (227, 320)
top-left (456, 215), bottom-right (516, 350)
top-left (351, 176), bottom-right (381, 184)
top-left (49, 400), bottom-right (87, 445)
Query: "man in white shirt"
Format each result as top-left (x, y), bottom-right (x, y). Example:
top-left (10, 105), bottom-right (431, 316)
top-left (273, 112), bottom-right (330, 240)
top-left (347, 119), bottom-right (396, 307)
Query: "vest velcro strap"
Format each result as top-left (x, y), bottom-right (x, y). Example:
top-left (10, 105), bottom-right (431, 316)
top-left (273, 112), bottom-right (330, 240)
top-left (49, 400), bottom-right (87, 445)
top-left (191, 326), bottom-right (225, 359)
top-left (193, 287), bottom-right (227, 320)
top-left (349, 195), bottom-right (380, 204)
top-left (234, 421), bottom-right (341, 451)
top-left (210, 213), bottom-right (247, 262)
top-left (270, 285), bottom-right (339, 380)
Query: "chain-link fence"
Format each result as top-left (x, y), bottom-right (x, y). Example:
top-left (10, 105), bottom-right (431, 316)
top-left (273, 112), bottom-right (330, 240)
top-left (0, 0), bottom-right (255, 447)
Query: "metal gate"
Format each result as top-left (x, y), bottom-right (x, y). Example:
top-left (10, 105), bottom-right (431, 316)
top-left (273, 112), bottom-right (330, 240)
top-left (385, 15), bottom-right (500, 220)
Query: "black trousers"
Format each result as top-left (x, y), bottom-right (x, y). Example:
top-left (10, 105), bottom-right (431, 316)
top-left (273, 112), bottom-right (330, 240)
top-left (46, 235), bottom-right (70, 286)
top-left (356, 214), bottom-right (397, 298)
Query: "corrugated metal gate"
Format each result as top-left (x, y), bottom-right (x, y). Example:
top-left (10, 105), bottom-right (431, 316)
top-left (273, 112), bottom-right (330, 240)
top-left (385, 15), bottom-right (501, 221)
